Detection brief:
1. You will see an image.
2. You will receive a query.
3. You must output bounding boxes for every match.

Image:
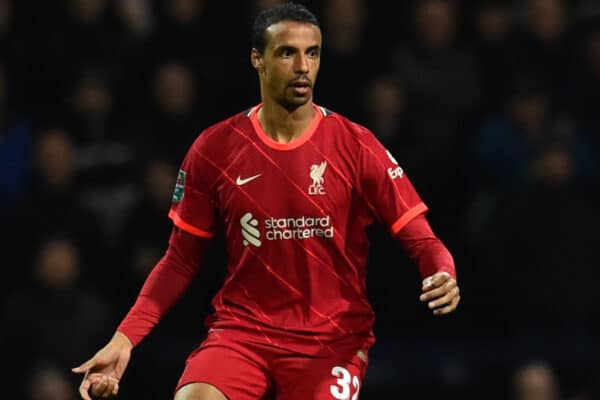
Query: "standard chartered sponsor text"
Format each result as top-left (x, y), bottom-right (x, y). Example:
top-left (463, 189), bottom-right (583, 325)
top-left (264, 215), bottom-right (334, 240)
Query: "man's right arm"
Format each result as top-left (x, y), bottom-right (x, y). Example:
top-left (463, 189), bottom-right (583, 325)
top-left (72, 226), bottom-right (210, 399)
top-left (117, 226), bottom-right (211, 345)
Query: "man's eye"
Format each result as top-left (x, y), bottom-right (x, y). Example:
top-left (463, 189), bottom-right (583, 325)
top-left (281, 49), bottom-right (293, 57)
top-left (308, 49), bottom-right (319, 58)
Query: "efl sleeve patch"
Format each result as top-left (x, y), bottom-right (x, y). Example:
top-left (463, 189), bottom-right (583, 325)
top-left (172, 169), bottom-right (186, 203)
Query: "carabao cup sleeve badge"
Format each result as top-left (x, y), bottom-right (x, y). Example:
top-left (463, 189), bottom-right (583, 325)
top-left (172, 169), bottom-right (186, 203)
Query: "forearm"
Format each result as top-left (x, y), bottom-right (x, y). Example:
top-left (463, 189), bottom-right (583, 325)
top-left (117, 227), bottom-right (210, 346)
top-left (396, 215), bottom-right (456, 280)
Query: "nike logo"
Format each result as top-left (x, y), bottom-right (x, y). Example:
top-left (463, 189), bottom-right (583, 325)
top-left (236, 174), bottom-right (262, 186)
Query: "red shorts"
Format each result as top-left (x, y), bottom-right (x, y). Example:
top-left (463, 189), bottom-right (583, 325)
top-left (176, 329), bottom-right (369, 400)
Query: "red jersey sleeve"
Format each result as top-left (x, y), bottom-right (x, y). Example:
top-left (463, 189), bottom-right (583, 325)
top-left (357, 128), bottom-right (428, 235)
top-left (117, 227), bottom-right (210, 345)
top-left (168, 136), bottom-right (219, 238)
top-left (396, 214), bottom-right (457, 280)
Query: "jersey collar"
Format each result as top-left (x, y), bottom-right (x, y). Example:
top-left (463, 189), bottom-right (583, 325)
top-left (248, 103), bottom-right (324, 151)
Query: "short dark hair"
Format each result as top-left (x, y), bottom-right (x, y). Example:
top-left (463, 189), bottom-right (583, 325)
top-left (252, 2), bottom-right (319, 53)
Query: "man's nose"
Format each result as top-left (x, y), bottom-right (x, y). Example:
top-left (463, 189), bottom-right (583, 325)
top-left (294, 54), bottom-right (309, 73)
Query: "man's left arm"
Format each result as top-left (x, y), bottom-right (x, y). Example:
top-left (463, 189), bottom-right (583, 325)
top-left (396, 214), bottom-right (460, 315)
top-left (352, 128), bottom-right (460, 314)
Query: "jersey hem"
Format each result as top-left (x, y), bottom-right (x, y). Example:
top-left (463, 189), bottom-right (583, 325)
top-left (390, 202), bottom-right (429, 235)
top-left (168, 209), bottom-right (214, 238)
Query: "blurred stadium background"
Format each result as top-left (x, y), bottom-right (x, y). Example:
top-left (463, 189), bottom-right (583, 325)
top-left (1, 0), bottom-right (599, 398)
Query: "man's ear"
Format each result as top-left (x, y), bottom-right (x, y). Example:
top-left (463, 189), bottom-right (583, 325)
top-left (251, 48), bottom-right (264, 73)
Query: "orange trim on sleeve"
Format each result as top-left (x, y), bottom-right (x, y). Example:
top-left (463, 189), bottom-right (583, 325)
top-left (168, 209), bottom-right (214, 239)
top-left (390, 202), bottom-right (429, 235)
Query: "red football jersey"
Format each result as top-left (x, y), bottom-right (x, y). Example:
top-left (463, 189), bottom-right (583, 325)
top-left (168, 103), bottom-right (428, 356)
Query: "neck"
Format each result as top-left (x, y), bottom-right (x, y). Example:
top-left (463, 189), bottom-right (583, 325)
top-left (257, 98), bottom-right (315, 144)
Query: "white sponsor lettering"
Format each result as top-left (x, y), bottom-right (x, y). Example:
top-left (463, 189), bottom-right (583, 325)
top-left (386, 149), bottom-right (404, 179)
top-left (265, 215), bottom-right (334, 240)
top-left (240, 213), bottom-right (334, 245)
top-left (387, 166), bottom-right (404, 179)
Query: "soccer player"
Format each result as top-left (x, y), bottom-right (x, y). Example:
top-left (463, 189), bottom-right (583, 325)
top-left (73, 3), bottom-right (460, 399)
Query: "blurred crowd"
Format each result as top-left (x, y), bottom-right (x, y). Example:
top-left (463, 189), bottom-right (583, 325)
top-left (1, 0), bottom-right (599, 398)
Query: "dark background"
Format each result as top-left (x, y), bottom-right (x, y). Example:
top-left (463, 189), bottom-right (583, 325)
top-left (1, 0), bottom-right (599, 399)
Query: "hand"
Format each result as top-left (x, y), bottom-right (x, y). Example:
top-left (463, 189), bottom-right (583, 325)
top-left (72, 331), bottom-right (133, 399)
top-left (419, 272), bottom-right (460, 316)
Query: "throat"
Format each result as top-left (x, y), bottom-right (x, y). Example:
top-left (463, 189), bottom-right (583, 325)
top-left (258, 104), bottom-right (316, 144)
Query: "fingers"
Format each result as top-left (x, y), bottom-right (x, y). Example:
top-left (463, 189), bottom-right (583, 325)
top-left (74, 358), bottom-right (101, 399)
top-left (98, 376), bottom-right (116, 398)
top-left (420, 278), bottom-right (456, 302)
top-left (433, 293), bottom-right (460, 315)
top-left (78, 372), bottom-right (93, 400)
top-left (421, 271), bottom-right (451, 292)
top-left (78, 373), bottom-right (119, 400)
top-left (419, 273), bottom-right (460, 316)
top-left (72, 358), bottom-right (96, 374)
top-left (89, 374), bottom-right (120, 399)
top-left (92, 375), bottom-right (110, 398)
top-left (106, 377), bottom-right (119, 397)
top-left (429, 285), bottom-right (459, 313)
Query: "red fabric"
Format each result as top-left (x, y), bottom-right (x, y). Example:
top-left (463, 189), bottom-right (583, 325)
top-left (177, 329), bottom-right (367, 399)
top-left (165, 105), bottom-right (427, 356)
top-left (117, 227), bottom-right (209, 346)
top-left (395, 214), bottom-right (456, 280)
top-left (119, 105), bottom-right (452, 357)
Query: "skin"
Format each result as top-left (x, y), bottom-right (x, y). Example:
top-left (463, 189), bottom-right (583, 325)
top-left (72, 19), bottom-right (459, 400)
top-left (169, 22), bottom-right (324, 398)
top-left (72, 331), bottom-right (132, 400)
top-left (420, 271), bottom-right (460, 316)
top-left (251, 20), bottom-right (321, 144)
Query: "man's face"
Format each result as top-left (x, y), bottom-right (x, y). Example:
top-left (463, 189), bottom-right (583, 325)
top-left (253, 21), bottom-right (321, 109)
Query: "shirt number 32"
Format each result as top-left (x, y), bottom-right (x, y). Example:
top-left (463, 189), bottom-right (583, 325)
top-left (329, 366), bottom-right (360, 400)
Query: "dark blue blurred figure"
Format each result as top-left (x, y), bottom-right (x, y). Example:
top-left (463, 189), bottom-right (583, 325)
top-left (474, 83), bottom-right (593, 190)
top-left (569, 25), bottom-right (600, 180)
top-left (0, 62), bottom-right (33, 224)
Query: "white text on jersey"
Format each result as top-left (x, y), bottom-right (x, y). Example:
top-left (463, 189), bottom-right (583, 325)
top-left (241, 213), bottom-right (334, 246)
